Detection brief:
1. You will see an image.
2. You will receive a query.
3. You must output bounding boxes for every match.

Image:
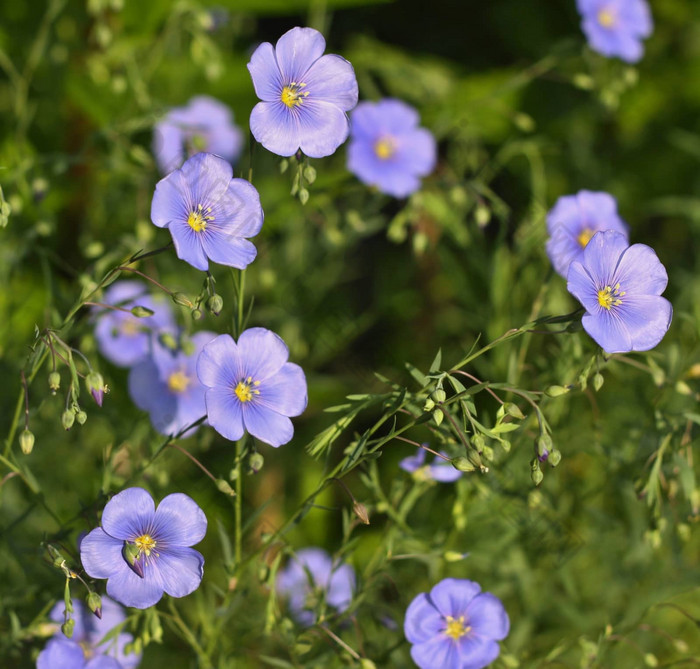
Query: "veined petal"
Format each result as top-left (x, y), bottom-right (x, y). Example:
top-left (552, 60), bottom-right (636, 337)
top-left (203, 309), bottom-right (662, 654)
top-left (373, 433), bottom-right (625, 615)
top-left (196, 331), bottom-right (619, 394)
top-left (152, 547), bottom-right (204, 598)
top-left (105, 562), bottom-right (165, 609)
top-left (37, 638), bottom-right (86, 669)
top-left (101, 488), bottom-right (156, 540)
top-left (429, 579), bottom-right (481, 618)
top-left (304, 54), bottom-right (358, 110)
top-left (404, 592), bottom-right (444, 643)
top-left (581, 230), bottom-right (630, 286)
top-left (205, 387), bottom-right (245, 442)
top-left (619, 295), bottom-right (672, 351)
top-left (399, 447), bottom-right (427, 473)
top-left (459, 637), bottom-right (501, 669)
top-left (151, 169), bottom-right (190, 228)
top-left (168, 219), bottom-right (210, 271)
top-left (257, 362), bottom-right (307, 417)
top-left (180, 152), bottom-right (233, 210)
top-left (81, 528), bottom-right (126, 579)
top-left (297, 100), bottom-right (350, 158)
top-left (152, 493), bottom-right (207, 547)
top-left (410, 636), bottom-right (462, 669)
top-left (395, 127), bottom-right (436, 178)
top-left (327, 563), bottom-right (355, 612)
top-left (200, 230), bottom-right (257, 270)
top-left (466, 592), bottom-right (510, 640)
top-left (566, 259), bottom-right (600, 314)
top-left (275, 27), bottom-right (326, 83)
top-left (212, 178), bottom-right (264, 238)
top-left (238, 328), bottom-right (290, 381)
top-left (614, 243), bottom-right (668, 296)
top-left (197, 334), bottom-right (241, 388)
top-left (243, 402), bottom-right (294, 447)
top-left (582, 310), bottom-right (632, 353)
top-left (250, 101), bottom-right (302, 157)
top-left (247, 42), bottom-right (284, 102)
top-left (85, 657), bottom-right (122, 669)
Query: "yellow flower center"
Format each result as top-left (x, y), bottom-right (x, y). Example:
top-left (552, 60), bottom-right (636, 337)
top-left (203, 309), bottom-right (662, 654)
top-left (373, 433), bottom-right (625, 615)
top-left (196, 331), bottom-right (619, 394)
top-left (374, 137), bottom-right (396, 160)
top-left (121, 319), bottom-right (141, 337)
top-left (577, 227), bottom-right (595, 248)
top-left (168, 370), bottom-right (190, 394)
top-left (134, 534), bottom-right (157, 556)
top-left (79, 641), bottom-right (94, 659)
top-left (597, 283), bottom-right (625, 310)
top-left (187, 203), bottom-right (214, 233)
top-left (597, 8), bottom-right (616, 28)
top-left (281, 82), bottom-right (308, 109)
top-left (234, 376), bottom-right (260, 403)
top-left (444, 615), bottom-right (471, 640)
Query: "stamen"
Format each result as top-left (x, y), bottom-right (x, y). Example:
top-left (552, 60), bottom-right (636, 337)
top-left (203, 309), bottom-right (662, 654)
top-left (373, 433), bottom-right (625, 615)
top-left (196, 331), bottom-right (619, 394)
top-left (187, 203), bottom-right (215, 232)
top-left (135, 534), bottom-right (157, 556)
top-left (234, 378), bottom-right (258, 403)
top-left (597, 8), bottom-right (616, 28)
top-left (577, 227), bottom-right (595, 248)
top-left (597, 283), bottom-right (625, 310)
top-left (281, 82), bottom-right (309, 109)
top-left (444, 615), bottom-right (471, 640)
top-left (168, 370), bottom-right (190, 394)
top-left (374, 136), bottom-right (396, 160)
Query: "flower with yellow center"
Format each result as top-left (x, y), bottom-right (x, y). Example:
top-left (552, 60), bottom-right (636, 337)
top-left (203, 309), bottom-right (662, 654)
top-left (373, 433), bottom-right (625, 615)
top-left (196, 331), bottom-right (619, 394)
top-left (577, 227), bottom-right (595, 248)
top-left (597, 283), bottom-right (625, 310)
top-left (597, 7), bottom-right (616, 28)
top-left (444, 615), bottom-right (471, 640)
top-left (374, 136), bottom-right (396, 160)
top-left (187, 203), bottom-right (214, 233)
top-left (134, 533), bottom-right (157, 557)
top-left (168, 370), bottom-right (190, 394)
top-left (281, 82), bottom-right (308, 109)
top-left (234, 376), bottom-right (261, 403)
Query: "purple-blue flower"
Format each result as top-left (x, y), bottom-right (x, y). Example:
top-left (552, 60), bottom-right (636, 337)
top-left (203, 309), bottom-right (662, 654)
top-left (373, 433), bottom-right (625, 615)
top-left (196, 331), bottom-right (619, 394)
top-left (196, 328), bottom-right (307, 447)
top-left (153, 95), bottom-right (244, 175)
top-left (38, 597), bottom-right (140, 669)
top-left (80, 488), bottom-right (207, 609)
top-left (347, 99), bottom-right (436, 198)
top-left (567, 230), bottom-right (672, 353)
top-left (404, 578), bottom-right (509, 669)
top-left (94, 281), bottom-right (175, 368)
top-left (576, 0), bottom-right (653, 63)
top-left (399, 446), bottom-right (462, 483)
top-left (128, 331), bottom-right (216, 436)
top-left (546, 190), bottom-right (629, 279)
top-left (247, 27), bottom-right (358, 158)
top-left (276, 547), bottom-right (355, 626)
top-left (151, 152), bottom-right (264, 272)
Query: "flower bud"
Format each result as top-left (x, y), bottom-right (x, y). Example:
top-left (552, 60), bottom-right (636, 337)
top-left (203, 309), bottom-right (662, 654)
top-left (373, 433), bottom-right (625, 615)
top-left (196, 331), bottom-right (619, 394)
top-left (216, 479), bottom-right (236, 496)
top-left (422, 397), bottom-right (435, 412)
top-left (61, 618), bottom-right (75, 638)
top-left (20, 429), bottom-right (35, 454)
top-left (352, 500), bottom-right (370, 525)
top-left (545, 385), bottom-right (570, 398)
top-left (248, 452), bottom-right (264, 473)
top-left (87, 592), bottom-right (102, 619)
top-left (298, 188), bottom-right (309, 205)
top-left (475, 205), bottom-right (491, 228)
top-left (122, 542), bottom-right (144, 578)
top-left (536, 433), bottom-right (552, 462)
top-left (592, 372), bottom-right (604, 392)
top-left (171, 292), bottom-right (194, 308)
top-left (48, 371), bottom-right (61, 393)
top-left (547, 449), bottom-right (562, 467)
top-left (206, 294), bottom-right (224, 316)
top-left (432, 409), bottom-right (444, 427)
top-left (431, 388), bottom-right (446, 404)
top-left (62, 410), bottom-right (75, 430)
top-left (303, 165), bottom-right (317, 184)
top-left (86, 372), bottom-right (105, 407)
top-left (503, 402), bottom-right (525, 420)
top-left (451, 456), bottom-right (476, 473)
top-left (531, 467), bottom-right (544, 486)
top-left (471, 434), bottom-right (485, 452)
top-left (191, 308), bottom-right (203, 321)
top-left (75, 410), bottom-right (87, 425)
top-left (159, 332), bottom-right (178, 350)
top-left (130, 305), bottom-right (154, 318)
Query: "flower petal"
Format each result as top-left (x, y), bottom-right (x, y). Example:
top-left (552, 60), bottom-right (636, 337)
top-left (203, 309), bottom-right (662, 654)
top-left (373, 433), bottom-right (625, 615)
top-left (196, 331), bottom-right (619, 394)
top-left (238, 328), bottom-right (290, 381)
top-left (151, 169), bottom-right (189, 228)
top-left (243, 402), bottom-right (294, 447)
top-left (154, 547), bottom-right (205, 598)
top-left (197, 334), bottom-right (241, 388)
top-left (466, 592), bottom-right (510, 640)
top-left (180, 152), bottom-right (233, 210)
top-left (614, 243), bottom-right (668, 296)
top-left (297, 100), bottom-right (350, 158)
top-left (257, 362), bottom-right (307, 417)
top-left (101, 488), bottom-right (156, 541)
top-left (459, 636), bottom-right (502, 669)
top-left (395, 127), bottom-right (436, 178)
top-left (250, 101), bottom-right (302, 157)
top-left (399, 447), bottom-right (427, 473)
top-left (168, 219), bottom-right (210, 271)
top-left (247, 42), bottom-right (284, 102)
top-left (37, 638), bottom-right (86, 669)
top-left (327, 563), bottom-right (356, 612)
top-left (404, 592), bottom-right (444, 644)
top-left (205, 387), bottom-right (245, 442)
top-left (275, 27), bottom-right (326, 83)
top-left (582, 310), bottom-right (632, 353)
top-left (304, 54), bottom-right (358, 110)
top-left (152, 492), bottom-right (207, 547)
top-left (428, 578), bottom-right (481, 618)
top-left (566, 259), bottom-right (600, 314)
top-left (85, 657), bottom-right (122, 669)
top-left (105, 562), bottom-right (165, 609)
top-left (618, 295), bottom-right (672, 351)
top-left (581, 230), bottom-right (630, 287)
top-left (200, 230), bottom-right (257, 270)
top-left (80, 528), bottom-right (125, 578)
top-left (410, 635), bottom-right (462, 669)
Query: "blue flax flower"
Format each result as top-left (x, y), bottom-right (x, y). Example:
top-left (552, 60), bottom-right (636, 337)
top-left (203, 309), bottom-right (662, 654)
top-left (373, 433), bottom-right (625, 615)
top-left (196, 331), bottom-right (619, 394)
top-left (128, 331), bottom-right (216, 436)
top-left (196, 328), bottom-right (307, 447)
top-left (276, 547), bottom-right (355, 626)
top-left (399, 446), bottom-right (462, 483)
top-left (546, 190), bottom-right (629, 279)
top-left (567, 230), bottom-right (672, 353)
top-left (94, 281), bottom-right (175, 368)
top-left (38, 597), bottom-right (140, 669)
top-left (80, 488), bottom-right (207, 609)
top-left (404, 578), bottom-right (509, 669)
top-left (348, 99), bottom-right (436, 198)
top-left (576, 0), bottom-right (653, 63)
top-left (247, 27), bottom-right (358, 158)
top-left (153, 95), bottom-right (243, 175)
top-left (151, 152), bottom-right (264, 271)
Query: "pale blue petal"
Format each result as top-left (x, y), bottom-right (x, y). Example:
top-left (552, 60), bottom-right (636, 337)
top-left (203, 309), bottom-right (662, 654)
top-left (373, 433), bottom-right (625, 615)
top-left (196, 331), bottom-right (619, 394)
top-left (101, 487), bottom-right (155, 540)
top-left (297, 100), bottom-right (350, 158)
top-left (257, 363), bottom-right (307, 417)
top-left (404, 592), bottom-right (444, 644)
top-left (410, 636), bottom-right (461, 669)
top-left (327, 563), bottom-right (355, 612)
top-left (200, 230), bottom-right (257, 269)
top-left (197, 334), bottom-right (241, 388)
top-left (151, 169), bottom-right (189, 227)
top-left (80, 528), bottom-right (123, 579)
top-left (37, 638), bottom-right (86, 669)
top-left (275, 27), bottom-right (326, 83)
top-left (105, 561), bottom-right (165, 609)
top-left (153, 547), bottom-right (205, 598)
top-left (582, 310), bottom-right (632, 353)
top-left (429, 579), bottom-right (481, 618)
top-left (614, 243), bottom-right (668, 296)
top-left (250, 101), bottom-right (302, 157)
top-left (304, 54), bottom-right (358, 110)
top-left (180, 152), bottom-right (233, 211)
top-left (399, 447), bottom-right (427, 473)
top-left (243, 402), bottom-right (294, 447)
top-left (459, 636), bottom-right (501, 669)
top-left (620, 295), bottom-right (672, 351)
top-left (168, 218), bottom-right (210, 271)
top-left (85, 657), bottom-right (122, 669)
top-left (205, 387), bottom-right (245, 442)
top-left (247, 42), bottom-right (284, 102)
top-left (152, 493), bottom-right (207, 547)
top-left (238, 328), bottom-right (290, 381)
top-left (466, 592), bottom-right (510, 640)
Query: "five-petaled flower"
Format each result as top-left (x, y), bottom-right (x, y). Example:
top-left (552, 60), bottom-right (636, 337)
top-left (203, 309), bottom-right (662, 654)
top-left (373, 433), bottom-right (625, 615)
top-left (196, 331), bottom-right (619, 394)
top-left (546, 190), bottom-right (629, 278)
top-left (276, 547), bottom-right (355, 626)
top-left (129, 331), bottom-right (216, 436)
top-left (567, 230), bottom-right (672, 353)
top-left (347, 99), bottom-right (436, 198)
top-left (404, 578), bottom-right (510, 669)
top-left (576, 0), bottom-right (653, 63)
top-left (38, 597), bottom-right (140, 669)
top-left (151, 152), bottom-right (264, 271)
top-left (94, 281), bottom-right (175, 368)
top-left (153, 95), bottom-right (243, 175)
top-left (247, 26), bottom-right (359, 158)
top-left (196, 328), bottom-right (307, 447)
top-left (80, 488), bottom-right (207, 609)
top-left (399, 446), bottom-right (462, 483)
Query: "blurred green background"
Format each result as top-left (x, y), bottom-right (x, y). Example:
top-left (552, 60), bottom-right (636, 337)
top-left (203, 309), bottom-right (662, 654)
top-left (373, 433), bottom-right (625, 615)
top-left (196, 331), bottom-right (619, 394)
top-left (1, 0), bottom-right (700, 666)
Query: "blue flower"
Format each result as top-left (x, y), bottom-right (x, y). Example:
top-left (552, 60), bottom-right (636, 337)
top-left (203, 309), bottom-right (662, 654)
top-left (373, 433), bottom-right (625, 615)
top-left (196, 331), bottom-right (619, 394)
top-left (153, 95), bottom-right (244, 175)
top-left (276, 547), bottom-right (355, 626)
top-left (399, 446), bottom-right (462, 483)
top-left (404, 578), bottom-right (510, 669)
top-left (38, 597), bottom-right (140, 669)
top-left (80, 488), bottom-right (207, 609)
top-left (546, 190), bottom-right (629, 279)
top-left (128, 331), bottom-right (216, 436)
top-left (247, 27), bottom-right (358, 158)
top-left (567, 230), bottom-right (672, 353)
top-left (347, 99), bottom-right (436, 198)
top-left (576, 0), bottom-right (653, 63)
top-left (151, 153), bottom-right (264, 271)
top-left (196, 328), bottom-right (307, 447)
top-left (94, 281), bottom-right (175, 368)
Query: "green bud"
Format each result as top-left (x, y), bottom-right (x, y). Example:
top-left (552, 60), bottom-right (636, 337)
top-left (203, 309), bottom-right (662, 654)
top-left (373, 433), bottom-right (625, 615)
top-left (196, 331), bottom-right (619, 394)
top-left (432, 409), bottom-right (444, 426)
top-left (548, 449), bottom-right (562, 467)
top-left (471, 434), bottom-right (485, 451)
top-left (475, 205), bottom-right (491, 228)
top-left (87, 592), bottom-right (102, 619)
top-left (171, 292), bottom-right (194, 308)
top-left (49, 371), bottom-right (61, 393)
top-left (545, 385), bottom-right (570, 398)
top-left (191, 308), bottom-right (203, 321)
top-left (467, 449), bottom-right (483, 469)
top-left (279, 158), bottom-right (289, 174)
top-left (593, 372), bottom-right (604, 392)
top-left (444, 550), bottom-right (467, 562)
top-left (75, 410), bottom-right (87, 425)
top-left (431, 388), bottom-right (446, 403)
top-left (503, 402), bottom-right (525, 420)
top-left (303, 165), bottom-right (317, 184)
top-left (62, 618), bottom-right (75, 638)
top-left (62, 410), bottom-right (75, 430)
top-left (130, 305), bottom-right (154, 318)
top-left (86, 371), bottom-right (105, 407)
top-left (531, 467), bottom-right (544, 486)
top-left (481, 445), bottom-right (494, 461)
top-left (248, 452), bottom-right (264, 473)
top-left (181, 339), bottom-right (195, 356)
top-left (536, 433), bottom-right (552, 456)
top-left (20, 429), bottom-right (35, 454)
top-left (513, 112), bottom-right (535, 132)
top-left (423, 397), bottom-right (435, 412)
top-left (572, 73), bottom-right (594, 90)
top-left (206, 294), bottom-right (224, 316)
top-left (675, 380), bottom-right (693, 396)
top-left (298, 188), bottom-right (309, 205)
top-left (158, 332), bottom-right (178, 350)
top-left (644, 653), bottom-right (658, 667)
top-left (451, 456), bottom-right (476, 473)
top-left (360, 660), bottom-right (377, 669)
top-left (216, 479), bottom-right (236, 496)
top-left (500, 439), bottom-right (511, 453)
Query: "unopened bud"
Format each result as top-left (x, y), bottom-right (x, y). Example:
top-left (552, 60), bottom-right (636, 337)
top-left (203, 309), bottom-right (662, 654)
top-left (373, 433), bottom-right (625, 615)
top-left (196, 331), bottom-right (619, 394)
top-left (206, 294), bottom-right (223, 316)
top-left (593, 372), bottom-right (604, 391)
top-left (86, 372), bottom-right (105, 407)
top-left (248, 452), bottom-right (264, 473)
top-left (644, 653), bottom-right (658, 667)
top-left (444, 551), bottom-right (468, 562)
top-left (503, 402), bottom-right (525, 420)
top-left (475, 205), bottom-right (491, 228)
top-left (298, 188), bottom-right (309, 205)
top-left (547, 449), bottom-right (562, 467)
top-left (191, 308), bottom-right (203, 321)
top-left (87, 592), bottom-right (102, 619)
top-left (62, 410), bottom-right (75, 430)
top-left (216, 479), bottom-right (236, 496)
top-left (359, 660), bottom-right (377, 669)
top-left (536, 434), bottom-right (552, 461)
top-left (451, 457), bottom-right (476, 473)
top-left (171, 292), bottom-right (194, 308)
top-left (61, 618), bottom-right (75, 638)
top-left (431, 388), bottom-right (446, 404)
top-left (20, 429), bottom-right (35, 454)
top-left (471, 434), bottom-right (485, 452)
top-left (303, 165), bottom-right (317, 184)
top-left (423, 397), bottom-right (435, 412)
top-left (75, 411), bottom-right (87, 425)
top-left (49, 371), bottom-right (61, 393)
top-left (352, 500), bottom-right (370, 525)
top-left (531, 467), bottom-right (544, 486)
top-left (467, 449), bottom-right (483, 469)
top-left (130, 305), bottom-right (154, 318)
top-left (121, 542), bottom-right (144, 578)
top-left (158, 332), bottom-right (178, 350)
top-left (432, 409), bottom-right (444, 427)
top-left (545, 385), bottom-right (570, 398)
